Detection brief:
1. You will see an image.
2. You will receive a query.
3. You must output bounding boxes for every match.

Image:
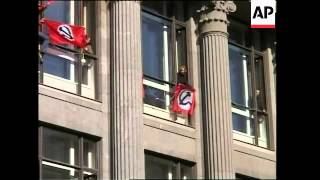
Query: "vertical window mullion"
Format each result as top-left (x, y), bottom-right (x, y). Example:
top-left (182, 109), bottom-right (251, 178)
top-left (171, 17), bottom-right (177, 121)
top-left (76, 1), bottom-right (83, 96)
top-left (39, 46), bottom-right (44, 84)
top-left (79, 137), bottom-right (84, 180)
top-left (250, 46), bottom-right (259, 146)
top-left (39, 0), bottom-right (44, 85)
top-left (176, 161), bottom-right (181, 179)
top-left (39, 126), bottom-right (43, 180)
top-left (172, 17), bottom-right (176, 84)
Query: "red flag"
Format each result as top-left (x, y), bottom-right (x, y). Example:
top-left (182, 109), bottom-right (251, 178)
top-left (43, 19), bottom-right (87, 48)
top-left (171, 83), bottom-right (196, 115)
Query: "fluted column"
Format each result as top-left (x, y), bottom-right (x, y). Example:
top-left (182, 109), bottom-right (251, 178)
top-left (197, 1), bottom-right (236, 179)
top-left (110, 1), bottom-right (144, 180)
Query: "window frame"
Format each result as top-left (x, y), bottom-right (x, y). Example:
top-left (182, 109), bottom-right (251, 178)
top-left (38, 1), bottom-right (100, 101)
top-left (38, 124), bottom-right (101, 180)
top-left (228, 24), bottom-right (271, 149)
top-left (141, 6), bottom-right (193, 128)
top-left (145, 150), bottom-right (196, 179)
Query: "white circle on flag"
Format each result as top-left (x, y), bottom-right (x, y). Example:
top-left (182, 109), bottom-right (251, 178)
top-left (57, 24), bottom-right (74, 41)
top-left (177, 89), bottom-right (193, 111)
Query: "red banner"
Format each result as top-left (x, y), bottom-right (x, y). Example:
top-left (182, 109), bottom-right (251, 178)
top-left (171, 83), bottom-right (195, 115)
top-left (43, 19), bottom-right (87, 48)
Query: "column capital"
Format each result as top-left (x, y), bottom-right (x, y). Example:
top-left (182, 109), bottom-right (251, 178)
top-left (109, 0), bottom-right (142, 4)
top-left (197, 1), bottom-right (236, 35)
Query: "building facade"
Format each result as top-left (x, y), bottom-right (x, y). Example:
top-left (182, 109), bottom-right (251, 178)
top-left (38, 1), bottom-right (276, 179)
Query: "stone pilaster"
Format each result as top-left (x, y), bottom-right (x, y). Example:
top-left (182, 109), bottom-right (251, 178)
top-left (110, 1), bottom-right (144, 179)
top-left (197, 1), bottom-right (236, 179)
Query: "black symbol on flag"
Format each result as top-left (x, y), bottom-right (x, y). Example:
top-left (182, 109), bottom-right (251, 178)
top-left (58, 25), bottom-right (74, 41)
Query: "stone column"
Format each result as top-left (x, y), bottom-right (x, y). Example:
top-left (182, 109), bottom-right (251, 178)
top-left (197, 1), bottom-right (236, 179)
top-left (110, 1), bottom-right (144, 180)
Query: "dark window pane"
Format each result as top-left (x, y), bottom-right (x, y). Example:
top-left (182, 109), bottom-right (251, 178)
top-left (145, 154), bottom-right (178, 179)
top-left (181, 163), bottom-right (194, 179)
top-left (43, 54), bottom-right (73, 80)
top-left (236, 173), bottom-right (259, 180)
top-left (254, 55), bottom-right (267, 111)
top-left (232, 113), bottom-right (255, 136)
top-left (42, 164), bottom-right (79, 180)
top-left (176, 25), bottom-right (188, 84)
top-left (142, 13), bottom-right (172, 82)
top-left (229, 45), bottom-right (253, 107)
top-left (142, 1), bottom-right (186, 21)
top-left (43, 128), bottom-right (79, 165)
top-left (84, 173), bottom-right (97, 180)
top-left (228, 19), bottom-right (251, 48)
top-left (142, 1), bottom-right (165, 17)
top-left (253, 30), bottom-right (262, 51)
top-left (143, 85), bottom-right (167, 109)
top-left (83, 139), bottom-right (97, 169)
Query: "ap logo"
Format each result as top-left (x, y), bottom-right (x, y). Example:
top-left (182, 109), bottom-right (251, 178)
top-left (251, 0), bottom-right (276, 28)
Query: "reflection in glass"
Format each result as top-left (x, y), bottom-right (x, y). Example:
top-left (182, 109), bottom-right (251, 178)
top-left (43, 127), bottom-right (79, 165)
top-left (42, 163), bottom-right (79, 180)
top-left (83, 139), bottom-right (96, 169)
top-left (145, 154), bottom-right (178, 179)
top-left (143, 85), bottom-right (167, 109)
top-left (43, 54), bottom-right (73, 80)
top-left (44, 1), bottom-right (70, 23)
top-left (229, 45), bottom-right (252, 107)
top-left (176, 25), bottom-right (188, 84)
top-left (254, 55), bottom-right (267, 111)
top-left (232, 113), bottom-right (255, 136)
top-left (142, 13), bottom-right (172, 82)
top-left (181, 164), bottom-right (194, 179)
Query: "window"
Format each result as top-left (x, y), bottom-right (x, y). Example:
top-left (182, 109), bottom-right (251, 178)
top-left (142, 2), bottom-right (191, 126)
top-left (39, 1), bottom-right (98, 100)
top-left (236, 173), bottom-right (259, 180)
top-left (228, 19), bottom-right (273, 148)
top-left (39, 126), bottom-right (100, 180)
top-left (145, 152), bottom-right (195, 179)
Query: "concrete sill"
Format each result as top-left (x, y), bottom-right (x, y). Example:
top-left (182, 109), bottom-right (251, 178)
top-left (39, 84), bottom-right (102, 112)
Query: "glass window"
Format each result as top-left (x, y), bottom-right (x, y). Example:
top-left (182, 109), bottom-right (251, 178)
top-left (180, 164), bottom-right (194, 179)
top-left (43, 127), bottom-right (79, 165)
top-left (42, 163), bottom-right (79, 180)
top-left (254, 55), bottom-right (266, 111)
top-left (229, 19), bottom-right (274, 148)
top-left (141, 3), bottom-right (190, 126)
top-left (43, 1), bottom-right (70, 23)
top-left (145, 152), bottom-right (195, 179)
top-left (228, 19), bottom-right (251, 48)
top-left (83, 139), bottom-right (97, 169)
top-left (142, 1), bottom-right (186, 21)
top-left (40, 126), bottom-right (100, 180)
top-left (39, 1), bottom-right (98, 100)
top-left (43, 53), bottom-right (74, 80)
top-left (142, 13), bottom-right (172, 82)
top-left (145, 154), bottom-right (178, 179)
top-left (229, 45), bottom-right (253, 108)
top-left (236, 173), bottom-right (259, 180)
top-left (143, 85), bottom-right (167, 109)
top-left (232, 113), bottom-right (255, 136)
